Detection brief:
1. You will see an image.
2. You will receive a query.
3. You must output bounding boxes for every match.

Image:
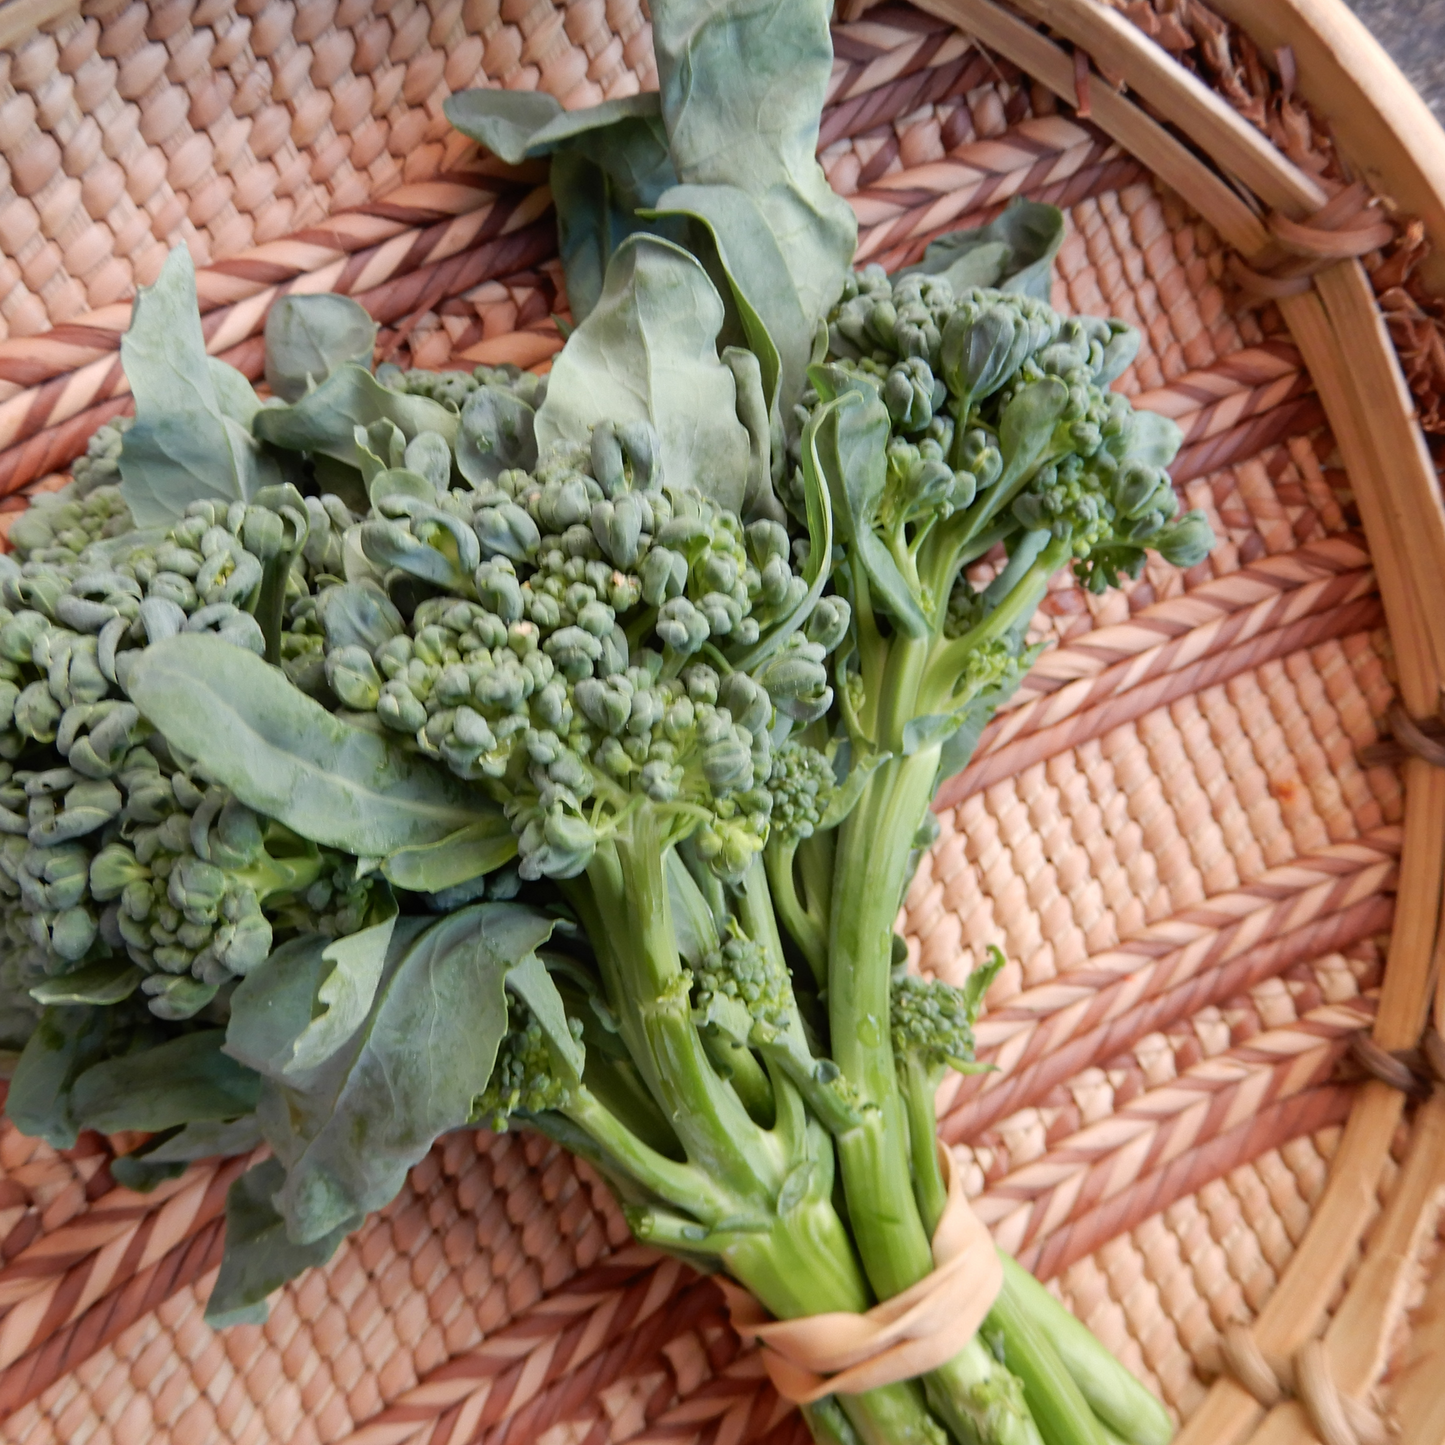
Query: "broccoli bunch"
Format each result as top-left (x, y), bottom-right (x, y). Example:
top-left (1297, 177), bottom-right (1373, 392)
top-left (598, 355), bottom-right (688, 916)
top-left (322, 415), bottom-right (849, 883)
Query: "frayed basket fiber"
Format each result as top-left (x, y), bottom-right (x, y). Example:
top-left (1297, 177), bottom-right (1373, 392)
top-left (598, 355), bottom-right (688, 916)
top-left (0, 0), bottom-right (1443, 1443)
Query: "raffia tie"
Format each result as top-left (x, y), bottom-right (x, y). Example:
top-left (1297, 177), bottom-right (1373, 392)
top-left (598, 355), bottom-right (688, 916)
top-left (1358, 702), bottom-right (1445, 772)
top-left (1219, 1325), bottom-right (1395, 1445)
top-left (719, 1146), bottom-right (1001, 1403)
top-left (1349, 1025), bottom-right (1445, 1098)
top-left (1228, 183), bottom-right (1395, 300)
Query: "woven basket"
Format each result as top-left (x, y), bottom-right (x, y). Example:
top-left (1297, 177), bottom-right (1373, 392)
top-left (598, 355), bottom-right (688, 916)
top-left (0, 0), bottom-right (1443, 1442)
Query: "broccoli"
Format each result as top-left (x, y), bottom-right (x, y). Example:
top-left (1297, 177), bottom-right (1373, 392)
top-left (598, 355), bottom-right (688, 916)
top-left (0, 93), bottom-right (1212, 1441)
top-left (0, 484), bottom-right (381, 1021)
top-left (475, 992), bottom-right (582, 1128)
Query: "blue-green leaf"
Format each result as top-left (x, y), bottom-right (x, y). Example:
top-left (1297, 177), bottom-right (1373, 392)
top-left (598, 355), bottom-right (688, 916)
top-left (381, 817), bottom-right (518, 894)
top-left (29, 959), bottom-right (143, 1006)
top-left (288, 913), bottom-right (398, 1075)
top-left (119, 247), bottom-right (281, 526)
top-left (900, 199), bottom-right (1066, 302)
top-left (259, 903), bottom-right (555, 1243)
top-left (264, 294), bottom-right (378, 403)
top-left (651, 0), bottom-right (857, 337)
top-left (445, 91), bottom-right (679, 323)
top-left (646, 182), bottom-right (803, 411)
top-left (5, 1005), bottom-right (110, 1149)
top-left (205, 1159), bottom-right (355, 1327)
top-left (534, 236), bottom-right (750, 510)
top-left (125, 634), bottom-right (486, 856)
top-left (253, 364), bottom-right (458, 468)
top-left (71, 1031), bottom-right (260, 1134)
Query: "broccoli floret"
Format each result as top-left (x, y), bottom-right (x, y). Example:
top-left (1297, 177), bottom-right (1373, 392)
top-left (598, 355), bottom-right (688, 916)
top-left (694, 933), bottom-right (792, 1033)
top-left (767, 740), bottom-right (835, 843)
top-left (890, 946), bottom-right (1004, 1081)
top-left (319, 420), bottom-right (846, 884)
top-left (475, 993), bottom-right (582, 1130)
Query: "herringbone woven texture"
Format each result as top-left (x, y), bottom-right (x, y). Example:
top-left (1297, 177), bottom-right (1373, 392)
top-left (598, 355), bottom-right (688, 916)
top-left (0, 2), bottom-right (1439, 1444)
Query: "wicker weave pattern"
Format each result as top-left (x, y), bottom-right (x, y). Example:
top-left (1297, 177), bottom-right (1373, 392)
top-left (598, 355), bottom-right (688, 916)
top-left (0, 2), bottom-right (1440, 1444)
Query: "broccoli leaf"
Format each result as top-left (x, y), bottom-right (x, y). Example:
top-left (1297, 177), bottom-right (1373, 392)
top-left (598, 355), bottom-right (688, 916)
top-left (651, 0), bottom-right (856, 340)
top-left (70, 1031), bottom-right (260, 1134)
top-left (6, 1005), bottom-right (110, 1148)
top-left (1116, 410), bottom-right (1184, 468)
top-left (900, 199), bottom-right (1066, 302)
top-left (29, 958), bottom-right (143, 1006)
top-left (258, 903), bottom-right (555, 1244)
top-left (445, 91), bottom-right (680, 324)
top-left (535, 236), bottom-right (750, 511)
top-left (381, 817), bottom-right (518, 894)
top-left (205, 1159), bottom-right (355, 1327)
top-left (264, 294), bottom-right (379, 403)
top-left (287, 913), bottom-right (399, 1074)
top-left (646, 183), bottom-right (802, 412)
top-left (505, 954), bottom-right (585, 1085)
top-left (125, 634), bottom-right (486, 856)
top-left (253, 364), bottom-right (458, 468)
top-left (119, 247), bottom-right (280, 526)
top-left (315, 583), bottom-right (405, 653)
top-left (808, 392), bottom-right (928, 638)
top-left (142, 1116), bottom-right (265, 1163)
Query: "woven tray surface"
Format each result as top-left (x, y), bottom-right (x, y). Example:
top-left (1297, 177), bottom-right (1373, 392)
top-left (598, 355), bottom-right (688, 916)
top-left (0, 1), bottom-right (1440, 1443)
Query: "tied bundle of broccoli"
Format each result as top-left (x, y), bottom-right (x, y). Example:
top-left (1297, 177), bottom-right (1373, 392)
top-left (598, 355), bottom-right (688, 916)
top-left (0, 4), bottom-right (1213, 1443)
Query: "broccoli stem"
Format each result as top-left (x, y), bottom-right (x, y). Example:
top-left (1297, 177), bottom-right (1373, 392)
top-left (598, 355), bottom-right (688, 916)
top-left (579, 827), bottom-right (782, 1208)
top-left (986, 1276), bottom-right (1110, 1445)
top-left (828, 745), bottom-right (942, 1297)
top-left (997, 1258), bottom-right (1173, 1445)
top-left (700, 1029), bottom-right (776, 1123)
top-left (898, 1054), bottom-right (949, 1232)
top-left (895, 1015), bottom-right (1091, 1445)
top-left (765, 837), bottom-right (828, 984)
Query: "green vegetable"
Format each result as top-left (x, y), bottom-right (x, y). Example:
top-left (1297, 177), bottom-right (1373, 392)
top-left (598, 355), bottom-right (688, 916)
top-left (0, 6), bottom-right (1207, 1442)
top-left (119, 249), bottom-right (280, 527)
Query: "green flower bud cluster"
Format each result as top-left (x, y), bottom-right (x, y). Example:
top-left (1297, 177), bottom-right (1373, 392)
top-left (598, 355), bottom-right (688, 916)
top-left (766, 740), bottom-right (836, 843)
top-left (0, 483), bottom-right (379, 1021)
top-left (0, 733), bottom-right (371, 1020)
top-left (692, 931), bottom-right (793, 1035)
top-left (890, 970), bottom-right (986, 1076)
top-left (323, 421), bottom-right (849, 883)
top-left (806, 267), bottom-right (1214, 605)
top-left (474, 992), bottom-right (580, 1130)
top-left (68, 417), bottom-right (134, 497)
top-left (374, 361), bottom-right (546, 414)
top-left (829, 267), bottom-right (961, 370)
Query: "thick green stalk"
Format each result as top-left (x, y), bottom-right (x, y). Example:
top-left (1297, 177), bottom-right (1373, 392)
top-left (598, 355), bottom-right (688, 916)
top-left (828, 746), bottom-right (942, 1298)
top-left (987, 1276), bottom-right (1110, 1445)
top-left (582, 826), bottom-right (783, 1209)
top-left (998, 1258), bottom-right (1172, 1445)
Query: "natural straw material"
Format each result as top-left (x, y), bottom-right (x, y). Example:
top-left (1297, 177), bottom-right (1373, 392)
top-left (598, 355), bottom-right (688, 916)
top-left (0, 1), bottom-right (1443, 1443)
